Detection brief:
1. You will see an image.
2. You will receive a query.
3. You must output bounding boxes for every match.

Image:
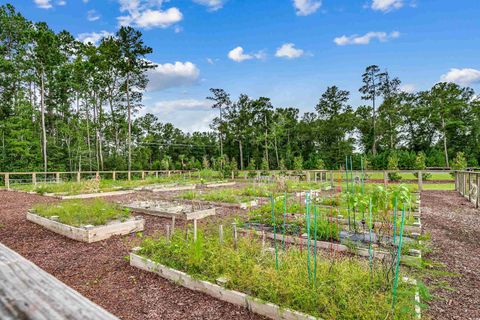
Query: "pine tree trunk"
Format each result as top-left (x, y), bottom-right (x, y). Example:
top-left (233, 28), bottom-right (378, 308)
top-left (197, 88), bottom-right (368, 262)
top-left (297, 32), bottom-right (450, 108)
top-left (442, 116), bottom-right (449, 167)
top-left (239, 140), bottom-right (244, 170)
top-left (40, 69), bottom-right (47, 172)
top-left (127, 72), bottom-right (132, 173)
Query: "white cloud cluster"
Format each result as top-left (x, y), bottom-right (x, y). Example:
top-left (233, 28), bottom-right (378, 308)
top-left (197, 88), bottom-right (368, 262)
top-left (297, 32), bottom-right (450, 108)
top-left (293, 0), bottom-right (322, 16)
top-left (400, 83), bottom-right (416, 93)
top-left (371, 0), bottom-right (404, 12)
top-left (33, 0), bottom-right (52, 9)
top-left (146, 61), bottom-right (200, 92)
top-left (77, 30), bottom-right (113, 45)
top-left (117, 0), bottom-right (183, 29)
top-left (275, 43), bottom-right (304, 59)
top-left (334, 31), bottom-right (400, 45)
top-left (148, 99), bottom-right (211, 113)
top-left (193, 0), bottom-right (226, 11)
top-left (440, 68), bottom-right (480, 85)
top-left (57, 0), bottom-right (66, 6)
top-left (228, 46), bottom-right (265, 62)
top-left (87, 9), bottom-right (100, 21)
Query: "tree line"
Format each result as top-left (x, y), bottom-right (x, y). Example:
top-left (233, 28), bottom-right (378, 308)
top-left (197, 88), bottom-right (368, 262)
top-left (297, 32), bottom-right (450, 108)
top-left (1, 4), bottom-right (479, 173)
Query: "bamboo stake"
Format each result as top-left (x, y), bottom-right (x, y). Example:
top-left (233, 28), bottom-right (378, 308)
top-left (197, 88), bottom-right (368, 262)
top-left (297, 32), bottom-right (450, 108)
top-left (219, 224), bottom-right (223, 244)
top-left (282, 191), bottom-right (287, 251)
top-left (313, 205), bottom-right (318, 287)
top-left (270, 195), bottom-right (279, 270)
top-left (306, 192), bottom-right (311, 282)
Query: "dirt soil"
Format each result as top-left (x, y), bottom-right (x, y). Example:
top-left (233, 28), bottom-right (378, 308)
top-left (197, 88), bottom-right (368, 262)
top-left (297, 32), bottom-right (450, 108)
top-left (0, 190), bottom-right (263, 320)
top-left (421, 190), bottom-right (480, 320)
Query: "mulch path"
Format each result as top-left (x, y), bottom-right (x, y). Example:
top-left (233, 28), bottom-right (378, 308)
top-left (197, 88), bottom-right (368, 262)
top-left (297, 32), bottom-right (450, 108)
top-left (421, 190), bottom-right (480, 320)
top-left (0, 190), bottom-right (263, 320)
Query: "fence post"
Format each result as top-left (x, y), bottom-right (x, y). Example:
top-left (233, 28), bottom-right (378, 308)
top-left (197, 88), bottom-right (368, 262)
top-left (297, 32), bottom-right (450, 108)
top-left (468, 172), bottom-right (472, 203)
top-left (454, 171), bottom-right (457, 191)
top-left (32, 173), bottom-right (37, 186)
top-left (5, 173), bottom-right (10, 189)
top-left (95, 171), bottom-right (100, 181)
top-left (418, 171), bottom-right (423, 192)
top-left (476, 173), bottom-right (480, 208)
top-left (128, 171), bottom-right (131, 181)
top-left (306, 171), bottom-right (311, 182)
top-left (231, 170), bottom-right (234, 180)
top-left (383, 171), bottom-right (388, 186)
top-left (56, 172), bottom-right (60, 184)
top-left (330, 171), bottom-right (334, 187)
top-left (112, 171), bottom-right (116, 180)
top-left (77, 171), bottom-right (81, 182)
top-left (141, 171), bottom-right (145, 180)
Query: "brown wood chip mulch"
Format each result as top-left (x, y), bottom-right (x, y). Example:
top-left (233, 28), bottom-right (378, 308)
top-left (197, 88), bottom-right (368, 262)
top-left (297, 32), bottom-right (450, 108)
top-left (421, 190), bottom-right (480, 320)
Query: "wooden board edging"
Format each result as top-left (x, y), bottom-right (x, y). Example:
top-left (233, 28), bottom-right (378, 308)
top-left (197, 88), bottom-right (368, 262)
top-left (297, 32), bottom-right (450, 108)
top-left (26, 212), bottom-right (144, 243)
top-left (130, 250), bottom-right (318, 320)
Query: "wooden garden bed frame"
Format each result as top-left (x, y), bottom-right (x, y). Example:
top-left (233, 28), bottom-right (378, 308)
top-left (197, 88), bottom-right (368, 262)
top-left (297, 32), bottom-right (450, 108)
top-left (26, 212), bottom-right (144, 243)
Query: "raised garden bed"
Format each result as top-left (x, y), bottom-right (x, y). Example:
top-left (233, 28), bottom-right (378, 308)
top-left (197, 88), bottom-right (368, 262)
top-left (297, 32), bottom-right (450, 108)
top-left (28, 199), bottom-right (144, 242)
top-left (203, 181), bottom-right (237, 188)
top-left (134, 183), bottom-right (196, 192)
top-left (131, 228), bottom-right (421, 319)
top-left (124, 200), bottom-right (216, 220)
top-left (130, 249), bottom-right (316, 320)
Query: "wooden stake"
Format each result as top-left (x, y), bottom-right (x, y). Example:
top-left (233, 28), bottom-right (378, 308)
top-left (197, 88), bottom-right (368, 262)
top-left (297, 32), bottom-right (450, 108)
top-left (232, 222), bottom-right (237, 249)
top-left (193, 219), bottom-right (197, 242)
top-left (219, 225), bottom-right (223, 244)
top-left (166, 224), bottom-right (170, 242)
top-left (171, 216), bottom-right (176, 234)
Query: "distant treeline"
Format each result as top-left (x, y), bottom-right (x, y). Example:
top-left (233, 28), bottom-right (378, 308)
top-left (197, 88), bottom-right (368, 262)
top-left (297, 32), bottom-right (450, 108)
top-left (0, 4), bottom-right (478, 173)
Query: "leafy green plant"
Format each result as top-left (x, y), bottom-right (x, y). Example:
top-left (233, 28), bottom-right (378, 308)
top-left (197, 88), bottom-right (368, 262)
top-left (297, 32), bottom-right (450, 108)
top-left (32, 199), bottom-right (130, 226)
top-left (138, 228), bottom-right (419, 319)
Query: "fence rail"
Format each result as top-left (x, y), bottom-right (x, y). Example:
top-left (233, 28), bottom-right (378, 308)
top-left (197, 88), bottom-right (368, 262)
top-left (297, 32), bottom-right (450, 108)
top-left (0, 169), bottom-right (454, 190)
top-left (455, 171), bottom-right (480, 208)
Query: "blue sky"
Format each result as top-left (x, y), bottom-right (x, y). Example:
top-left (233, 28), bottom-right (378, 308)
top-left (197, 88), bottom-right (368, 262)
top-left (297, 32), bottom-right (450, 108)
top-left (10, 0), bottom-right (480, 131)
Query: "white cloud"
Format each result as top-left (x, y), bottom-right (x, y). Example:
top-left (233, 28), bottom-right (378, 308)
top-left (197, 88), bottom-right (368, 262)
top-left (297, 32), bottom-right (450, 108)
top-left (148, 99), bottom-right (211, 113)
top-left (228, 46), bottom-right (265, 62)
top-left (440, 68), bottom-right (480, 86)
top-left (206, 58), bottom-right (214, 64)
top-left (57, 0), bottom-right (66, 5)
top-left (87, 9), bottom-right (100, 21)
top-left (371, 0), bottom-right (404, 12)
top-left (146, 61), bottom-right (200, 92)
top-left (293, 0), bottom-right (322, 16)
top-left (143, 99), bottom-right (215, 132)
top-left (193, 0), bottom-right (226, 11)
top-left (117, 0), bottom-right (183, 29)
top-left (34, 0), bottom-right (52, 9)
top-left (400, 83), bottom-right (416, 93)
top-left (77, 30), bottom-right (113, 45)
top-left (334, 31), bottom-right (400, 45)
top-left (275, 43), bottom-right (304, 59)
top-left (82, 0), bottom-right (89, 2)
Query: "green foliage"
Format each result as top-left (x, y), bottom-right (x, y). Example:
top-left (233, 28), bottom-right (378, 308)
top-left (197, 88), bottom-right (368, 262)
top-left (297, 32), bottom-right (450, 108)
top-left (138, 229), bottom-right (418, 319)
top-left (33, 199), bottom-right (130, 226)
top-left (387, 152), bottom-right (402, 182)
top-left (451, 152), bottom-right (467, 171)
top-left (293, 155), bottom-right (303, 171)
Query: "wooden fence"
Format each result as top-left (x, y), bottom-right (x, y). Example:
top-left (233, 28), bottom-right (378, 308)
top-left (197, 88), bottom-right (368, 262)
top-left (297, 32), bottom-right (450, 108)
top-left (455, 171), bottom-right (480, 208)
top-left (0, 169), bottom-right (454, 191)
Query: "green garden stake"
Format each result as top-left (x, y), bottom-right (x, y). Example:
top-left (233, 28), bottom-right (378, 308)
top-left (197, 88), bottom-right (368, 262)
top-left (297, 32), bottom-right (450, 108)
top-left (306, 192), bottom-right (311, 282)
top-left (313, 205), bottom-right (318, 287)
top-left (283, 191), bottom-right (287, 251)
top-left (393, 195), bottom-right (398, 244)
top-left (270, 195), bottom-right (279, 271)
top-left (392, 203), bottom-right (406, 309)
top-left (349, 155), bottom-right (354, 194)
top-left (345, 157), bottom-right (349, 194)
top-left (368, 198), bottom-right (374, 274)
top-left (360, 157), bottom-right (365, 194)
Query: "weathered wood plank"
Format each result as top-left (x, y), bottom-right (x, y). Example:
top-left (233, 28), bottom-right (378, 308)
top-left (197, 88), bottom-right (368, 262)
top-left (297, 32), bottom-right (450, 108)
top-left (26, 212), bottom-right (144, 243)
top-left (0, 242), bottom-right (119, 320)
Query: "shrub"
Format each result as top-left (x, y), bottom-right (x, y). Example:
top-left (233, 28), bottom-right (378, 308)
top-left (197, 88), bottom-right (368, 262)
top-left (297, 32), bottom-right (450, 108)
top-left (387, 152), bottom-right (402, 182)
